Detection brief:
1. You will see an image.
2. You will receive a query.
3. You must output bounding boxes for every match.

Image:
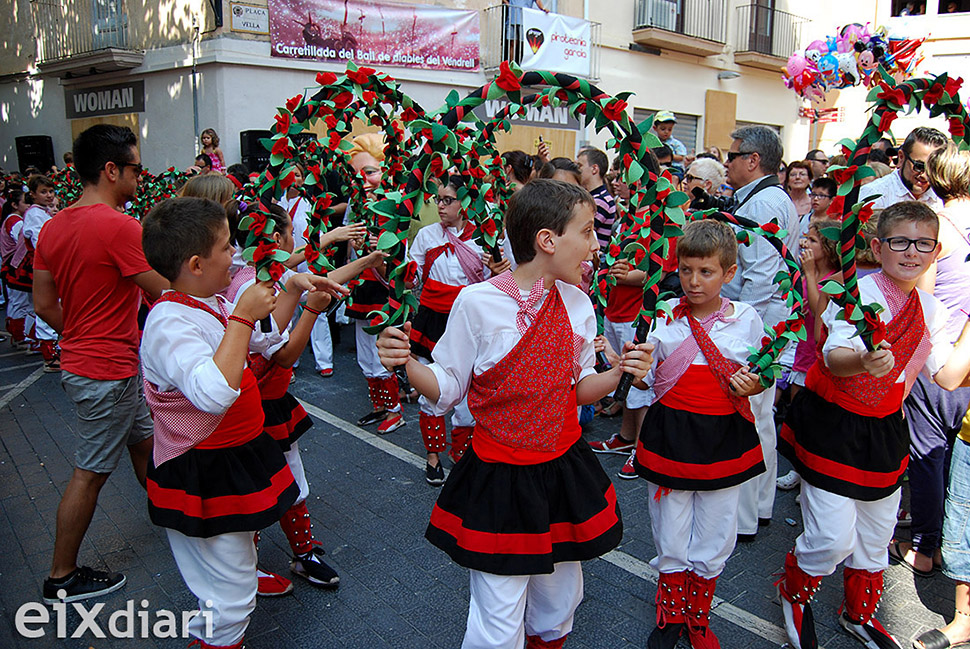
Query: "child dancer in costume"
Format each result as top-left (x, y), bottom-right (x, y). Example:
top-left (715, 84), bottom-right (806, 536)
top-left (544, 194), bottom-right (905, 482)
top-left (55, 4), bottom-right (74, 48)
top-left (225, 204), bottom-right (378, 596)
top-left (139, 197), bottom-right (338, 648)
top-left (777, 201), bottom-right (970, 649)
top-left (1, 190), bottom-right (30, 347)
top-left (409, 176), bottom-right (491, 486)
top-left (633, 219), bottom-right (767, 649)
top-left (377, 180), bottom-right (654, 649)
top-left (18, 175), bottom-right (60, 369)
top-left (347, 134), bottom-right (407, 434)
top-left (200, 128), bottom-right (226, 175)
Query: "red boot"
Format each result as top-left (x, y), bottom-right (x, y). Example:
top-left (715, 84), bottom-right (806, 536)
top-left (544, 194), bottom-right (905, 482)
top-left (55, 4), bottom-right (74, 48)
top-left (839, 568), bottom-right (900, 648)
top-left (449, 425), bottom-right (474, 463)
top-left (777, 550), bottom-right (822, 649)
top-left (357, 377), bottom-right (387, 426)
top-left (684, 572), bottom-right (719, 649)
top-left (525, 634), bottom-right (567, 648)
top-left (38, 340), bottom-right (60, 372)
top-left (253, 531), bottom-right (293, 597)
top-left (279, 501), bottom-right (339, 589)
top-left (420, 413), bottom-right (447, 453)
top-left (376, 376), bottom-right (405, 434)
top-left (6, 317), bottom-right (25, 345)
top-left (648, 570), bottom-right (687, 649)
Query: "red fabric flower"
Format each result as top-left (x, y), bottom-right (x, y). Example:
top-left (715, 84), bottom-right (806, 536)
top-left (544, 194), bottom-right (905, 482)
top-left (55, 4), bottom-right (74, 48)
top-left (789, 319), bottom-right (804, 334)
top-left (332, 92), bottom-right (354, 109)
top-left (286, 95), bottom-right (302, 112)
top-left (328, 131), bottom-right (342, 151)
top-left (267, 262), bottom-right (285, 282)
top-left (602, 98), bottom-right (628, 122)
top-left (316, 72), bottom-right (338, 86)
top-left (871, 320), bottom-right (888, 347)
top-left (270, 137), bottom-right (293, 159)
top-left (924, 82), bottom-right (944, 106)
top-left (362, 90), bottom-right (377, 105)
top-left (252, 241), bottom-right (277, 264)
top-left (608, 243), bottom-right (621, 258)
top-left (858, 202), bottom-right (874, 224)
top-left (482, 219), bottom-right (498, 237)
top-left (877, 109), bottom-right (898, 134)
top-left (771, 321), bottom-right (787, 336)
top-left (274, 112), bottom-right (290, 134)
top-left (304, 246), bottom-right (320, 265)
top-left (876, 82), bottom-right (907, 107)
top-left (495, 61), bottom-right (521, 93)
top-left (761, 223), bottom-right (780, 235)
top-left (829, 165), bottom-right (858, 185)
top-left (401, 107), bottom-right (422, 122)
top-left (633, 246), bottom-right (646, 266)
top-left (761, 336), bottom-right (772, 348)
top-left (346, 67), bottom-right (376, 85)
top-left (827, 195), bottom-right (846, 218)
top-left (950, 117), bottom-right (966, 138)
top-left (403, 261), bottom-right (417, 285)
top-left (946, 76), bottom-right (964, 97)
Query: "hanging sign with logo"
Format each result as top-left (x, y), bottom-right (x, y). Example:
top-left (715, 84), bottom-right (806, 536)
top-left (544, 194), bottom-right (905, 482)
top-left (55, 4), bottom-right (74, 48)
top-left (520, 7), bottom-right (591, 78)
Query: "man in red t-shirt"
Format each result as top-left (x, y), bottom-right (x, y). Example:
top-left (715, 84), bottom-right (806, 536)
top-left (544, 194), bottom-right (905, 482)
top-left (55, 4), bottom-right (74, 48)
top-left (33, 125), bottom-right (168, 604)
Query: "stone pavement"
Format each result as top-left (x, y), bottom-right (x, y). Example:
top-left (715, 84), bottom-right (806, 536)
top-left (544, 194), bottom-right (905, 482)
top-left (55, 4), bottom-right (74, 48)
top-left (0, 318), bottom-right (958, 648)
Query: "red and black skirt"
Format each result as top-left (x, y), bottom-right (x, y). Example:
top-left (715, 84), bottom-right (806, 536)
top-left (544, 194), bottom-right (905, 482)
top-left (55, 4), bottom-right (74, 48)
top-left (345, 278), bottom-right (389, 320)
top-left (633, 402), bottom-right (764, 491)
top-left (1, 258), bottom-right (32, 292)
top-left (147, 432), bottom-right (298, 538)
top-left (779, 387), bottom-right (909, 502)
top-left (409, 305), bottom-right (449, 361)
top-left (262, 394), bottom-right (312, 451)
top-left (425, 440), bottom-right (622, 575)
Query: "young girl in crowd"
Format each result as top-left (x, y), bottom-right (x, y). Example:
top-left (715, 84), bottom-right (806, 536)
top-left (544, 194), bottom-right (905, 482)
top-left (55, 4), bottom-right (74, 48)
top-left (200, 128), bottom-right (226, 175)
top-left (408, 176), bottom-right (494, 486)
top-left (1, 190), bottom-right (30, 347)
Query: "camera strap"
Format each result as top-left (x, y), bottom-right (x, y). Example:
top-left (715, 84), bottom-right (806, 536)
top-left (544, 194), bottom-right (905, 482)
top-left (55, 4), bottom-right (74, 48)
top-left (734, 175), bottom-right (783, 212)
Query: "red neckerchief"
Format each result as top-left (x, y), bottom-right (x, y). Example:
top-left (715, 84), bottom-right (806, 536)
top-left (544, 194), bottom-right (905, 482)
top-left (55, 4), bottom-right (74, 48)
top-left (422, 222), bottom-right (476, 283)
top-left (153, 291), bottom-right (228, 327)
top-left (672, 298), bottom-right (755, 423)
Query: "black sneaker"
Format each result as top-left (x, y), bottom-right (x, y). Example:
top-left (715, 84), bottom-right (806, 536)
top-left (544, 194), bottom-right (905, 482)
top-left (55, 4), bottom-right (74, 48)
top-left (426, 462), bottom-right (445, 486)
top-left (43, 566), bottom-right (126, 604)
top-left (290, 551), bottom-right (340, 589)
top-left (357, 410), bottom-right (387, 427)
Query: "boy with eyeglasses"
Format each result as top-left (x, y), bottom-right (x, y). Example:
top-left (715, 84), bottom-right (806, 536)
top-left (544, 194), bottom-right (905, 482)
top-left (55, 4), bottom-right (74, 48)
top-left (776, 201), bottom-right (970, 649)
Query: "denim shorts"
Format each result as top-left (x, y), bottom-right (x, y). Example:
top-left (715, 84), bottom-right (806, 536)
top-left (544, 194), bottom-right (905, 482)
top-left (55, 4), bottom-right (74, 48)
top-left (942, 437), bottom-right (970, 581)
top-left (61, 371), bottom-right (154, 474)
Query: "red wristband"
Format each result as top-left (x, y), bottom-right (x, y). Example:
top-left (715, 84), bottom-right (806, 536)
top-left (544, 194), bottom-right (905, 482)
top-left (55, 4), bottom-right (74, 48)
top-left (228, 315), bottom-right (255, 330)
top-left (303, 305), bottom-right (322, 316)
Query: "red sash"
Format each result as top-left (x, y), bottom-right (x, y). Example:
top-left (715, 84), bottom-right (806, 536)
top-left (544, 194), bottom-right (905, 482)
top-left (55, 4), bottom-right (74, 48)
top-left (419, 278), bottom-right (464, 312)
top-left (659, 364), bottom-right (736, 416)
top-left (808, 282), bottom-right (926, 417)
top-left (467, 287), bottom-right (582, 465)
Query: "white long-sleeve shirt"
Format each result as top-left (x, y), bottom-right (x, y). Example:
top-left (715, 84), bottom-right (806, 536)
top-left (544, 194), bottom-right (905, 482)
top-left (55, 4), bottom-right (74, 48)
top-left (820, 274), bottom-right (951, 382)
top-left (141, 292), bottom-right (287, 415)
top-left (426, 280), bottom-right (597, 416)
top-left (409, 223), bottom-right (486, 286)
top-left (22, 205), bottom-right (51, 247)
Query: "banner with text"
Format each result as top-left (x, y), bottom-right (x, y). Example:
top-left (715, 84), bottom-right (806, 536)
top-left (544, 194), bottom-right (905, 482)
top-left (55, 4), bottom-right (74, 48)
top-left (520, 8), bottom-right (590, 78)
top-left (269, 0), bottom-right (479, 72)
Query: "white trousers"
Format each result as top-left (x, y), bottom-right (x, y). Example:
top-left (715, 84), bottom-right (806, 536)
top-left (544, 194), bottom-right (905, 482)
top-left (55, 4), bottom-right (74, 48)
top-left (166, 529), bottom-right (257, 646)
top-left (603, 317), bottom-right (652, 409)
top-left (6, 287), bottom-right (31, 319)
top-left (647, 482), bottom-right (741, 579)
top-left (737, 384), bottom-right (777, 534)
top-left (355, 319), bottom-right (390, 380)
top-left (794, 482), bottom-right (900, 576)
top-left (462, 563), bottom-right (583, 649)
top-left (283, 441), bottom-right (310, 504)
top-left (310, 315), bottom-right (333, 371)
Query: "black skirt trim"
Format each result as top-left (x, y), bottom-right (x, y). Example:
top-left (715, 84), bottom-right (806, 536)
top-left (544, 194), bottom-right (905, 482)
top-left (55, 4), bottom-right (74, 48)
top-left (633, 402), bottom-right (765, 491)
top-left (425, 440), bottom-right (622, 575)
top-left (262, 394), bottom-right (312, 450)
top-left (409, 305), bottom-right (449, 361)
top-left (779, 388), bottom-right (909, 501)
top-left (147, 432), bottom-right (298, 538)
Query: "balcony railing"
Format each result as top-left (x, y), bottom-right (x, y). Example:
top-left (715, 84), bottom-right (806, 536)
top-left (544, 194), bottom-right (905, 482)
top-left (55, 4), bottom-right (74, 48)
top-left (482, 5), bottom-right (601, 80)
top-left (633, 0), bottom-right (727, 45)
top-left (32, 0), bottom-right (132, 64)
top-left (734, 4), bottom-right (806, 60)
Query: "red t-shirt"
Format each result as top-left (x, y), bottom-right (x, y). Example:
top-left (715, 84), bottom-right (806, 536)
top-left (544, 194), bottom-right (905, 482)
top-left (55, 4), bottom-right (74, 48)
top-left (34, 204), bottom-right (152, 380)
